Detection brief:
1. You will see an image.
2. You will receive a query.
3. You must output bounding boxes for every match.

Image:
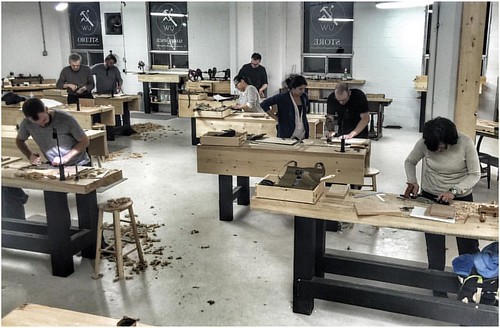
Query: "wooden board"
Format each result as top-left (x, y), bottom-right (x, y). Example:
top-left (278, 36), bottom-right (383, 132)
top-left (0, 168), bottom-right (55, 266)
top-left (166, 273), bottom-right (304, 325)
top-left (354, 201), bottom-right (402, 216)
top-left (325, 184), bottom-right (349, 199)
top-left (2, 303), bottom-right (149, 326)
top-left (428, 203), bottom-right (456, 218)
top-left (137, 73), bottom-right (182, 83)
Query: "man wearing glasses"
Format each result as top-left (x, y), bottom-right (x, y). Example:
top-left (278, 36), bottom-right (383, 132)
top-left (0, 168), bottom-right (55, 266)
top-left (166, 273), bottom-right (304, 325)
top-left (326, 82), bottom-right (370, 139)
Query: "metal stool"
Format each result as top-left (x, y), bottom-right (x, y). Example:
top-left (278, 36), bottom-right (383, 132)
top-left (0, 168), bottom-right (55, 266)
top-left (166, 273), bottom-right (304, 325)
top-left (94, 198), bottom-right (145, 279)
top-left (363, 167), bottom-right (380, 191)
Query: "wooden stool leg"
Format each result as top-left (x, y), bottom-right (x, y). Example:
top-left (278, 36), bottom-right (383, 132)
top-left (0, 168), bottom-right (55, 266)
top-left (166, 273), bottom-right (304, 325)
top-left (113, 211), bottom-right (124, 279)
top-left (94, 209), bottom-right (104, 276)
top-left (128, 205), bottom-right (145, 264)
top-left (372, 175), bottom-right (377, 191)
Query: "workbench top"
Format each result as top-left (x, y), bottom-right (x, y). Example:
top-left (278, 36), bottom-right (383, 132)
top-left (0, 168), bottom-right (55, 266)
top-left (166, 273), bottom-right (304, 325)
top-left (1, 160), bottom-right (122, 194)
top-left (251, 192), bottom-right (498, 241)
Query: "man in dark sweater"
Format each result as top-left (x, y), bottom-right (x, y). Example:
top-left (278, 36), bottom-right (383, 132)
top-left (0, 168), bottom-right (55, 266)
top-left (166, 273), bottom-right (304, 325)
top-left (56, 53), bottom-right (94, 104)
top-left (237, 53), bottom-right (268, 98)
top-left (326, 83), bottom-right (370, 139)
top-left (91, 53), bottom-right (123, 94)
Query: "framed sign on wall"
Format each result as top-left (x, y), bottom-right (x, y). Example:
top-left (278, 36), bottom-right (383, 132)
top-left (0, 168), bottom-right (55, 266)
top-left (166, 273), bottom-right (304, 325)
top-left (68, 2), bottom-right (103, 49)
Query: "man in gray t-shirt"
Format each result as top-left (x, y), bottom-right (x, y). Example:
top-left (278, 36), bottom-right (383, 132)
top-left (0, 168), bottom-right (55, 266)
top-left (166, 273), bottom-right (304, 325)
top-left (16, 98), bottom-right (90, 166)
top-left (91, 53), bottom-right (123, 94)
top-left (3, 98), bottom-right (90, 220)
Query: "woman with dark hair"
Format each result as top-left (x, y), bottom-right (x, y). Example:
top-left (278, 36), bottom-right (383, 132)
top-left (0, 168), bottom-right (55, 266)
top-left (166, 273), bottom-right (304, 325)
top-left (403, 117), bottom-right (481, 296)
top-left (260, 75), bottom-right (309, 139)
top-left (232, 75), bottom-right (263, 112)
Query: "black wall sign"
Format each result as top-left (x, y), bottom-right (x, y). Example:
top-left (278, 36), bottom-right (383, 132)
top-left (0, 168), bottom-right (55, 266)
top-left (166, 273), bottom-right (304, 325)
top-left (304, 2), bottom-right (353, 54)
top-left (69, 2), bottom-right (103, 49)
top-left (149, 2), bottom-right (188, 51)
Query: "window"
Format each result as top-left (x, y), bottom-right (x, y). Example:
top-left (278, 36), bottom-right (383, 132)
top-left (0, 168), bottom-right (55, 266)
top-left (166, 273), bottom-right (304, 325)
top-left (148, 2), bottom-right (189, 69)
top-left (303, 2), bottom-right (354, 77)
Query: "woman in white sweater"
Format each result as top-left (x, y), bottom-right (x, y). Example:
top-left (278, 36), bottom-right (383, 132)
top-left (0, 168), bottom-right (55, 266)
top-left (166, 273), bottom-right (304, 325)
top-left (403, 117), bottom-right (481, 296)
top-left (232, 75), bottom-right (263, 113)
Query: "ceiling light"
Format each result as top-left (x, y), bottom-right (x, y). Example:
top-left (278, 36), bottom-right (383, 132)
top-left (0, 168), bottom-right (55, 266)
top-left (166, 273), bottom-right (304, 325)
top-left (55, 2), bottom-right (68, 11)
top-left (376, 1), bottom-right (432, 9)
top-left (150, 12), bottom-right (187, 18)
top-left (318, 18), bottom-right (354, 22)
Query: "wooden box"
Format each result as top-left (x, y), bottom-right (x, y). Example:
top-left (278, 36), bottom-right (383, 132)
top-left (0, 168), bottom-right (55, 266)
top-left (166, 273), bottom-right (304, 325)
top-left (200, 131), bottom-right (246, 146)
top-left (255, 174), bottom-right (324, 204)
top-left (196, 107), bottom-right (233, 118)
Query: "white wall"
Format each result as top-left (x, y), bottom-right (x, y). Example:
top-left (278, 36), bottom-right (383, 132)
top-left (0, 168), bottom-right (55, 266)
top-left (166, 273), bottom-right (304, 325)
top-left (1, 2), bottom-right (67, 79)
top-left (187, 2), bottom-right (231, 71)
top-left (353, 2), bottom-right (426, 129)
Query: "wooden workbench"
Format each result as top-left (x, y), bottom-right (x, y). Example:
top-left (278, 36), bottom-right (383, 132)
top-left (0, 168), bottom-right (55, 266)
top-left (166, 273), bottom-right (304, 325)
top-left (137, 72), bottom-right (187, 115)
top-left (2, 303), bottom-right (149, 326)
top-left (2, 159), bottom-right (123, 277)
top-left (1, 125), bottom-right (108, 158)
top-left (197, 139), bottom-right (367, 221)
top-left (251, 192), bottom-right (498, 325)
top-left (2, 83), bottom-right (57, 98)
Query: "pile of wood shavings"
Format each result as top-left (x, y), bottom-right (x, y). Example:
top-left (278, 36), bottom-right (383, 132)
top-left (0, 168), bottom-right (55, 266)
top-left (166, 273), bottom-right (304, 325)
top-left (130, 123), bottom-right (167, 141)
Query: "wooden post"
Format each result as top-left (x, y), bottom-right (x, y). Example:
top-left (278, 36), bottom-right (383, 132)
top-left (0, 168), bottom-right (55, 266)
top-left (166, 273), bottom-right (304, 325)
top-left (454, 2), bottom-right (487, 139)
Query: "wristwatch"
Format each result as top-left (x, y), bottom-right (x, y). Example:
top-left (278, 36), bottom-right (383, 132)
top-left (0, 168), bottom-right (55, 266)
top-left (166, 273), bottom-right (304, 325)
top-left (449, 188), bottom-right (459, 196)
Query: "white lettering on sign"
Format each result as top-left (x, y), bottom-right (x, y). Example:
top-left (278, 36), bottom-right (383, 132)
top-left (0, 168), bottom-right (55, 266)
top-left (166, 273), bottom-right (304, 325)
top-left (78, 37), bottom-right (100, 43)
top-left (313, 38), bottom-right (341, 46)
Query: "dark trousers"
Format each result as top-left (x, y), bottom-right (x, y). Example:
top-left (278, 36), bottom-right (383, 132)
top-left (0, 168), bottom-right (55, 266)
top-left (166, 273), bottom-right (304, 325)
top-left (421, 190), bottom-right (480, 271)
top-left (2, 187), bottom-right (29, 219)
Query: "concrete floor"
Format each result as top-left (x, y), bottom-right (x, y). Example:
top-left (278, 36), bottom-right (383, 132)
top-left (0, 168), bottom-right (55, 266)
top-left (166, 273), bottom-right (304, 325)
top-left (2, 114), bottom-right (498, 326)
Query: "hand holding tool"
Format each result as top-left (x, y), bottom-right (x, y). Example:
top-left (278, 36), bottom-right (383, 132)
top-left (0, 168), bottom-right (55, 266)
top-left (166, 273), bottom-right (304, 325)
top-left (403, 182), bottom-right (419, 198)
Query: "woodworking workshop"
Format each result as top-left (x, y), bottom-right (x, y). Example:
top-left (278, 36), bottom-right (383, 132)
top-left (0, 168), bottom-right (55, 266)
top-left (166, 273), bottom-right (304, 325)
top-left (1, 1), bottom-right (499, 326)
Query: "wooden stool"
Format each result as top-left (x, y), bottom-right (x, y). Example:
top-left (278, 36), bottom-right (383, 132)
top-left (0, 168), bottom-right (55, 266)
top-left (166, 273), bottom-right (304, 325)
top-left (363, 167), bottom-right (380, 191)
top-left (94, 198), bottom-right (145, 279)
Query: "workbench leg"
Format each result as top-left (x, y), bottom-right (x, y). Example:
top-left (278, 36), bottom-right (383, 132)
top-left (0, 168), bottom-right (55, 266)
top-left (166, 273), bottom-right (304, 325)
top-left (236, 176), bottom-right (250, 206)
top-left (143, 82), bottom-right (151, 114)
top-left (369, 112), bottom-right (377, 139)
top-left (191, 117), bottom-right (199, 145)
top-left (293, 216), bottom-right (317, 314)
top-left (315, 219), bottom-right (326, 278)
top-left (377, 106), bottom-right (384, 140)
top-left (44, 191), bottom-right (74, 277)
top-left (218, 175), bottom-right (233, 221)
top-left (170, 83), bottom-right (178, 116)
top-left (76, 192), bottom-right (98, 259)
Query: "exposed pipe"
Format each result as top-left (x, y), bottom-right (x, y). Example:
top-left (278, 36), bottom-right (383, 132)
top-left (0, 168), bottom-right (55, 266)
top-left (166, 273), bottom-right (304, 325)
top-left (121, 1), bottom-right (128, 73)
top-left (39, 2), bottom-right (48, 56)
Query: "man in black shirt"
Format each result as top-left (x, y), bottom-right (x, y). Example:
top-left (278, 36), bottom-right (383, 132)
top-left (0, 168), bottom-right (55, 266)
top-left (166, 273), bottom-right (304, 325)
top-left (237, 53), bottom-right (268, 98)
top-left (326, 83), bottom-right (370, 139)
